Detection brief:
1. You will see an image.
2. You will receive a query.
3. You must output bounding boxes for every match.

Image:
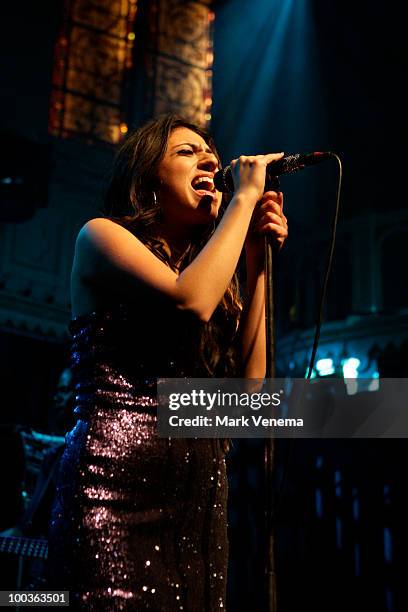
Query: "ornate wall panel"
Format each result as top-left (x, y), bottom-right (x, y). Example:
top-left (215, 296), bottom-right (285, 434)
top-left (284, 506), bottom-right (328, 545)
top-left (145, 0), bottom-right (214, 127)
top-left (49, 0), bottom-right (138, 144)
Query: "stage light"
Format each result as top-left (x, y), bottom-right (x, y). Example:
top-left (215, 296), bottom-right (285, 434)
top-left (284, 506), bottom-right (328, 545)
top-left (316, 358), bottom-right (334, 376)
top-left (368, 372), bottom-right (380, 392)
top-left (342, 357), bottom-right (360, 378)
top-left (342, 358), bottom-right (360, 394)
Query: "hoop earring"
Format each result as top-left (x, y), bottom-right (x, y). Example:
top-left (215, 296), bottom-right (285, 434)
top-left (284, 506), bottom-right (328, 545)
top-left (152, 190), bottom-right (163, 222)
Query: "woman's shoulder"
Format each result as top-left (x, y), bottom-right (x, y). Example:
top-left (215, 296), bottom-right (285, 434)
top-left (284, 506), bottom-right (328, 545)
top-left (71, 215), bottom-right (191, 320)
top-left (74, 217), bottom-right (142, 264)
top-left (71, 218), bottom-right (126, 313)
top-left (77, 216), bottom-right (129, 243)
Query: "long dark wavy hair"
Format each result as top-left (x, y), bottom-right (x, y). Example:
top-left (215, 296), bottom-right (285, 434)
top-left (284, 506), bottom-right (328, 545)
top-left (102, 113), bottom-right (242, 377)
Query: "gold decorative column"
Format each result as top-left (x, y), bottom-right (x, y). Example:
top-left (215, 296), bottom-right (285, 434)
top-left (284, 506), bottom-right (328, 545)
top-left (145, 0), bottom-right (215, 128)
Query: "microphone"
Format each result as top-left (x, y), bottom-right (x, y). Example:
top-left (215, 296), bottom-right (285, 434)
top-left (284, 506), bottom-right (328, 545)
top-left (214, 151), bottom-right (333, 193)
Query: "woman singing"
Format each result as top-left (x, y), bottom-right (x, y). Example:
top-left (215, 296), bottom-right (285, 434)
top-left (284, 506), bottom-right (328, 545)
top-left (48, 114), bottom-right (288, 610)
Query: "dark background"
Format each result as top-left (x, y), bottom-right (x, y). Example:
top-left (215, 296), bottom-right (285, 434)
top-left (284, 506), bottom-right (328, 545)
top-left (0, 1), bottom-right (407, 610)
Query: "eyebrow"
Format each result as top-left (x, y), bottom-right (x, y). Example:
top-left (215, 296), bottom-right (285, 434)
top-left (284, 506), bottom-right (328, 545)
top-left (171, 142), bottom-right (214, 155)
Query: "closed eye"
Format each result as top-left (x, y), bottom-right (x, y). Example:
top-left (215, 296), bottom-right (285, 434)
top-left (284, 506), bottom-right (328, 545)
top-left (178, 149), bottom-right (194, 155)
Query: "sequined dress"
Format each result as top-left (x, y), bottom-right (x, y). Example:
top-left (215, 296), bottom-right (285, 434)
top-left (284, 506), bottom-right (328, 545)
top-left (48, 296), bottom-right (228, 611)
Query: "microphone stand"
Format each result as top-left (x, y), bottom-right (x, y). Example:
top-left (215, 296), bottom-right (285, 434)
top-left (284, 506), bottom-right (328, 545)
top-left (264, 178), bottom-right (280, 612)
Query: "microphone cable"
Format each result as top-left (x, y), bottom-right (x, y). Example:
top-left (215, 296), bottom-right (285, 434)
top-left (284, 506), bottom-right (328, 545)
top-left (306, 152), bottom-right (343, 379)
top-left (272, 152), bottom-right (343, 524)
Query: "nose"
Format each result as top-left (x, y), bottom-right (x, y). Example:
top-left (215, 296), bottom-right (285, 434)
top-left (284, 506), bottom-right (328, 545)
top-left (198, 154), bottom-right (218, 173)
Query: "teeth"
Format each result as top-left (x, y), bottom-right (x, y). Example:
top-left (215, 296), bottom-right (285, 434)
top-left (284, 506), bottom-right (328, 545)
top-left (192, 176), bottom-right (214, 189)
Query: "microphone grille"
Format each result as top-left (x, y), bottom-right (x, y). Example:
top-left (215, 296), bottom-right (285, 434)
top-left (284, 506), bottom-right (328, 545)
top-left (214, 166), bottom-right (233, 192)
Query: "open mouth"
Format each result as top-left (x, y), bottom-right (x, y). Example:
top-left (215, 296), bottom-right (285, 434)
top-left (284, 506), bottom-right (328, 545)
top-left (191, 176), bottom-right (216, 198)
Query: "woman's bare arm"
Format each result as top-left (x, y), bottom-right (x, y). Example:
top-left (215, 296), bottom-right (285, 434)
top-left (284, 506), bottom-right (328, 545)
top-left (75, 154), bottom-right (283, 322)
top-left (237, 190), bottom-right (288, 378)
top-left (238, 248), bottom-right (266, 378)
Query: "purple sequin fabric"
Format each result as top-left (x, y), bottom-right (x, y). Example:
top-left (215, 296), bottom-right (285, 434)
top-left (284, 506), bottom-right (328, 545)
top-left (48, 301), bottom-right (228, 611)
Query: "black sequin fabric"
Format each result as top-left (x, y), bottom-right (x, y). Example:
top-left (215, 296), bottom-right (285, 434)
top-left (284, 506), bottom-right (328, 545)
top-left (48, 299), bottom-right (228, 611)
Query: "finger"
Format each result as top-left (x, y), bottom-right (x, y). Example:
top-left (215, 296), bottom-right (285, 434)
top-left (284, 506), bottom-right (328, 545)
top-left (260, 191), bottom-right (283, 207)
top-left (261, 191), bottom-right (280, 200)
top-left (259, 222), bottom-right (289, 237)
top-left (258, 217), bottom-right (285, 233)
top-left (259, 200), bottom-right (282, 213)
top-left (263, 152), bottom-right (285, 163)
top-left (249, 156), bottom-right (268, 167)
top-left (260, 211), bottom-right (283, 226)
top-left (237, 155), bottom-right (257, 165)
top-left (257, 204), bottom-right (283, 222)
